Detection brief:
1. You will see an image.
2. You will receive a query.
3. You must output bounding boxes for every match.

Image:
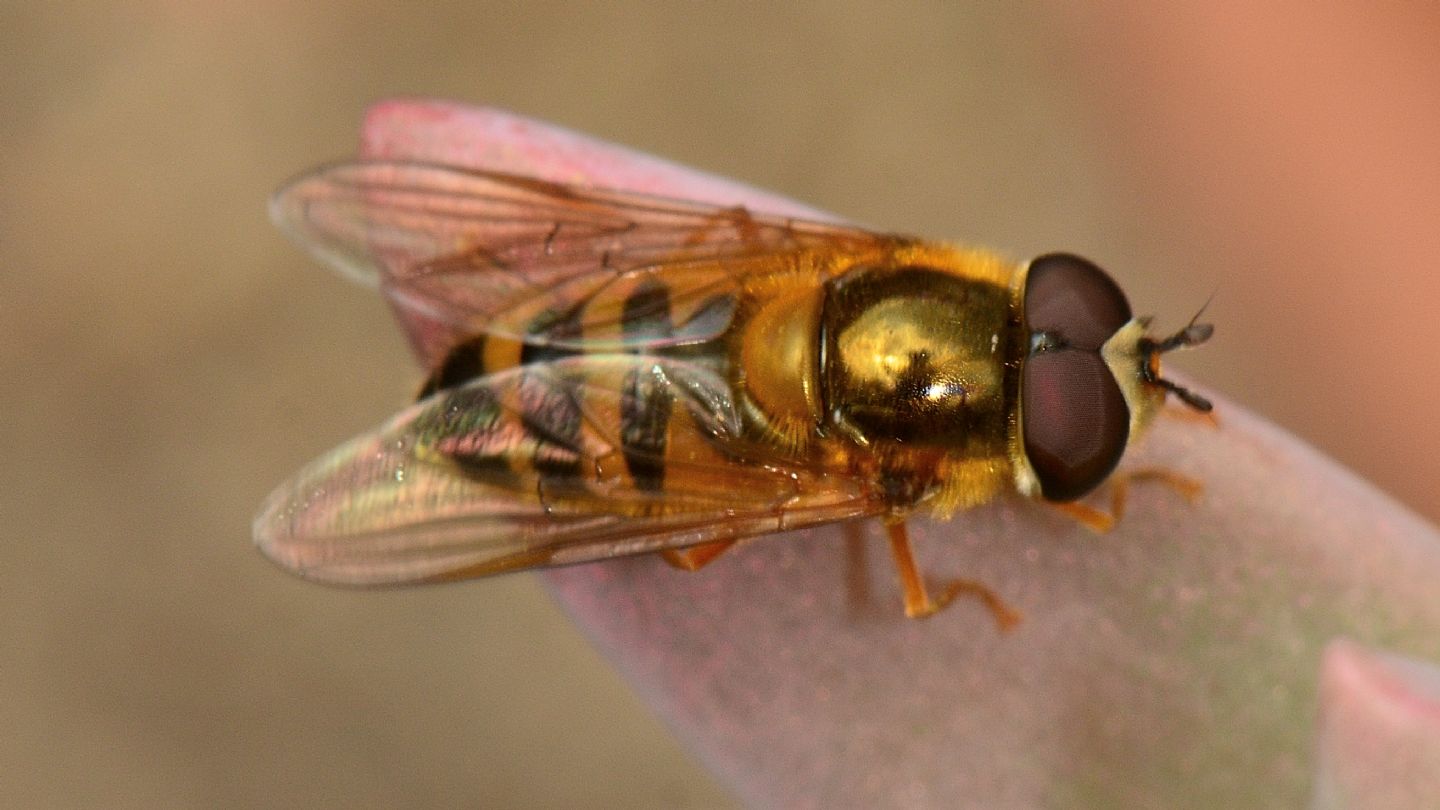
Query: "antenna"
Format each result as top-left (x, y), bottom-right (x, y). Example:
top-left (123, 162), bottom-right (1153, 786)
top-left (1138, 299), bottom-right (1215, 412)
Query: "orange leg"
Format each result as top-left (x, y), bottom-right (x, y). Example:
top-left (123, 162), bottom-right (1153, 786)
top-left (885, 520), bottom-right (1021, 629)
top-left (1051, 500), bottom-right (1116, 533)
top-left (1052, 467), bottom-right (1205, 533)
top-left (660, 540), bottom-right (737, 571)
top-left (1162, 403), bottom-right (1221, 428)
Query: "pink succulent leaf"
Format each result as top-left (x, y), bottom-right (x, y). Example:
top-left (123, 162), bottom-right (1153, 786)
top-left (1313, 640), bottom-right (1440, 810)
top-left (350, 99), bottom-right (1440, 809)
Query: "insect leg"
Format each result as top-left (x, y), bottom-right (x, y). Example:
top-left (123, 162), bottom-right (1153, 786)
top-left (885, 519), bottom-right (1020, 629)
top-left (1114, 468), bottom-right (1204, 513)
top-left (1051, 467), bottom-right (1204, 532)
top-left (1050, 501), bottom-right (1115, 533)
top-left (660, 540), bottom-right (738, 571)
top-left (1160, 403), bottom-right (1221, 428)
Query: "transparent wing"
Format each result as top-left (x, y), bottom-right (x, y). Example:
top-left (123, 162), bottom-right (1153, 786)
top-left (270, 161), bottom-right (897, 353)
top-left (253, 355), bottom-right (882, 585)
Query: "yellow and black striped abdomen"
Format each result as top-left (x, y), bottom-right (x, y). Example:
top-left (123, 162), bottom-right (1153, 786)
top-left (413, 275), bottom-right (747, 514)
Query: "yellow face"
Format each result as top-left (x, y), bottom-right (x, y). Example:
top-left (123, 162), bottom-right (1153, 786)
top-left (1101, 320), bottom-right (1168, 450)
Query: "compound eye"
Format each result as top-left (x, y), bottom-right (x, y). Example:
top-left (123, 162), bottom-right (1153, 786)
top-left (1025, 253), bottom-right (1132, 351)
top-left (1022, 349), bottom-right (1130, 501)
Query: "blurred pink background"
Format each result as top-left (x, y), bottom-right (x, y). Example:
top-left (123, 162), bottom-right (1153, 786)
top-left (4, 4), bottom-right (1438, 807)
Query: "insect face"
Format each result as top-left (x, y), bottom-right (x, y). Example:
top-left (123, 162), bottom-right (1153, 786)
top-left (1018, 253), bottom-right (1213, 501)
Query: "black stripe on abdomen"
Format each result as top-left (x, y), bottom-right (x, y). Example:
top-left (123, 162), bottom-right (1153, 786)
top-left (428, 382), bottom-right (522, 488)
top-left (515, 306), bottom-right (588, 495)
top-left (619, 280), bottom-right (673, 491)
top-left (513, 369), bottom-right (586, 504)
top-left (519, 304), bottom-right (584, 366)
top-left (418, 334), bottom-right (487, 399)
top-left (621, 365), bottom-right (672, 491)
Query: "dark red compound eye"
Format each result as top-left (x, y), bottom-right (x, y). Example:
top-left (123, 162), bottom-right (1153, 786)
top-left (1022, 350), bottom-right (1130, 501)
top-left (1021, 254), bottom-right (1134, 501)
top-left (1025, 253), bottom-right (1132, 351)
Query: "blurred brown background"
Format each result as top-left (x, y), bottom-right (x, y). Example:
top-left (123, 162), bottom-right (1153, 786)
top-left (4, 3), bottom-right (1438, 808)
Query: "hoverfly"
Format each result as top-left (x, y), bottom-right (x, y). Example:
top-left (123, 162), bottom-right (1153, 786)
top-left (255, 161), bottom-right (1212, 624)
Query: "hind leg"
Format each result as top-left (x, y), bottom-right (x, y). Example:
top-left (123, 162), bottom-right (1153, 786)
top-left (885, 519), bottom-right (1020, 629)
top-left (659, 540), bottom-right (737, 571)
